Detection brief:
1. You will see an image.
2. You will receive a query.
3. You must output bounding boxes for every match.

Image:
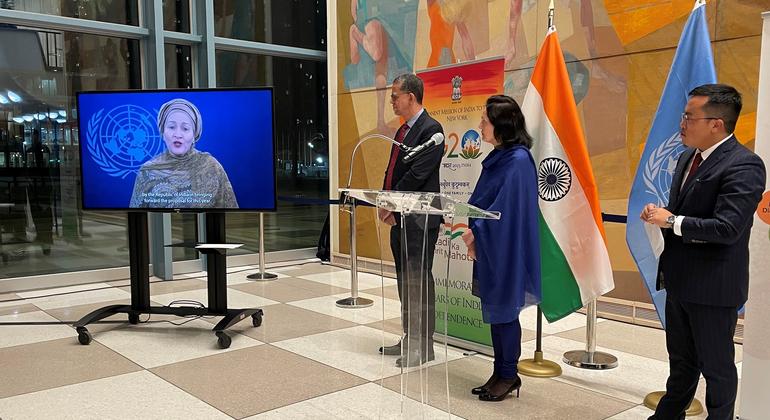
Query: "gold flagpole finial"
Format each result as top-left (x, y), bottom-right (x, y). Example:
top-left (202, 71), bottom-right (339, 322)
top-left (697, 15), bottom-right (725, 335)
top-left (547, 0), bottom-right (555, 29)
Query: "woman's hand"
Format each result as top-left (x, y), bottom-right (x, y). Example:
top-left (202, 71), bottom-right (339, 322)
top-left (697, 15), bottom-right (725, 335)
top-left (377, 208), bottom-right (396, 226)
top-left (461, 229), bottom-right (476, 260)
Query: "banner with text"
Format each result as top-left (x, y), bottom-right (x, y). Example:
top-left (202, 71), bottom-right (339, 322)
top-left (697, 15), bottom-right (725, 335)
top-left (740, 10), bottom-right (770, 419)
top-left (418, 58), bottom-right (504, 347)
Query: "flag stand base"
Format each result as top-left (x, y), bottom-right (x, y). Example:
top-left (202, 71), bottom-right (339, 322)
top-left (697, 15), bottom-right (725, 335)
top-left (563, 350), bottom-right (617, 369)
top-left (518, 351), bottom-right (562, 378)
top-left (643, 391), bottom-right (703, 416)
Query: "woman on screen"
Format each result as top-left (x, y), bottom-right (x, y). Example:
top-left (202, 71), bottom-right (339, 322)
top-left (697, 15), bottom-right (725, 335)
top-left (130, 98), bottom-right (239, 209)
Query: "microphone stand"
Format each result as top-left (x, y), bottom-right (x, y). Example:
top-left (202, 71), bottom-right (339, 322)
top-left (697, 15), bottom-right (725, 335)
top-left (336, 134), bottom-right (409, 309)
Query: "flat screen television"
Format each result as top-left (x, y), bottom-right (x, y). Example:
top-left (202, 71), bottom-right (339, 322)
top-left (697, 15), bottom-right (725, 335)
top-left (77, 88), bottom-right (276, 212)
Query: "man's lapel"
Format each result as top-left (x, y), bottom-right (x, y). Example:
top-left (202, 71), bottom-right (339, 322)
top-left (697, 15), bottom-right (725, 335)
top-left (668, 148), bottom-right (693, 209)
top-left (676, 137), bottom-right (736, 207)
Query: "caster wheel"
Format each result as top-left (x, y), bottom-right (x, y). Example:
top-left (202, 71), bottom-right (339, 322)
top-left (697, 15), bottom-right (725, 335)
top-left (216, 331), bottom-right (231, 349)
top-left (128, 313), bottom-right (139, 324)
top-left (252, 313), bottom-right (262, 327)
top-left (77, 327), bottom-right (92, 345)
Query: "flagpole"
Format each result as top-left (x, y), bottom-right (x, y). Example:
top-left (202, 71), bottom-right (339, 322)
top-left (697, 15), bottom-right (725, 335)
top-left (562, 299), bottom-right (618, 369)
top-left (547, 0), bottom-right (554, 28)
top-left (518, 306), bottom-right (562, 377)
top-left (519, 0), bottom-right (562, 381)
top-left (632, 0), bottom-right (709, 415)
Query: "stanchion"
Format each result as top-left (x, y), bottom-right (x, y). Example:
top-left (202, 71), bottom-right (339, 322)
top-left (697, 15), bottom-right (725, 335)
top-left (247, 213), bottom-right (277, 281)
top-left (563, 300), bottom-right (618, 369)
top-left (518, 306), bottom-right (562, 377)
top-left (643, 392), bottom-right (704, 416)
top-left (336, 197), bottom-right (373, 308)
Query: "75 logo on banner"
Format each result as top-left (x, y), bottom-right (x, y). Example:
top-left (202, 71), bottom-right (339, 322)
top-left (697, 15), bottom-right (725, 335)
top-left (444, 129), bottom-right (483, 160)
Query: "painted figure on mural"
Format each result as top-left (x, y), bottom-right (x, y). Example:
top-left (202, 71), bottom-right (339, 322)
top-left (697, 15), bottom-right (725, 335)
top-left (426, 0), bottom-right (475, 67)
top-left (505, 0), bottom-right (624, 94)
top-left (346, 0), bottom-right (419, 134)
top-left (506, 0), bottom-right (524, 68)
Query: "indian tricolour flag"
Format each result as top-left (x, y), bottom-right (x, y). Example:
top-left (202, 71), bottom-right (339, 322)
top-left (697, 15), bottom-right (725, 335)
top-left (521, 27), bottom-right (614, 322)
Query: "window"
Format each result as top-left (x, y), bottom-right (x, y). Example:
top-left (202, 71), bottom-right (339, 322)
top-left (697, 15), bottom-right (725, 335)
top-left (215, 0), bottom-right (326, 50)
top-left (217, 52), bottom-right (328, 252)
top-left (2, 1), bottom-right (139, 26)
top-left (163, 0), bottom-right (190, 33)
top-left (0, 27), bottom-right (141, 278)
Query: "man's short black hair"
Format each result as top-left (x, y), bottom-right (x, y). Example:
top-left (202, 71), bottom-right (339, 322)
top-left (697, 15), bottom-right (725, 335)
top-left (393, 73), bottom-right (424, 104)
top-left (486, 95), bottom-right (533, 149)
top-left (688, 84), bottom-right (742, 133)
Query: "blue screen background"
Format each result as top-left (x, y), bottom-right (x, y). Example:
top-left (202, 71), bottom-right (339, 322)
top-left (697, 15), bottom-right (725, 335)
top-left (77, 89), bottom-right (275, 211)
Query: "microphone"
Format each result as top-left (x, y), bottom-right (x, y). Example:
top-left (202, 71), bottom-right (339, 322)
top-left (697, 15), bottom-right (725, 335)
top-left (342, 133), bottom-right (410, 209)
top-left (402, 132), bottom-right (444, 163)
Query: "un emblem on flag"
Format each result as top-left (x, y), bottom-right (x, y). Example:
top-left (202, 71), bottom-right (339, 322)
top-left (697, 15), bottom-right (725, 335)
top-left (85, 105), bottom-right (164, 178)
top-left (538, 157), bottom-right (571, 201)
top-left (643, 133), bottom-right (686, 206)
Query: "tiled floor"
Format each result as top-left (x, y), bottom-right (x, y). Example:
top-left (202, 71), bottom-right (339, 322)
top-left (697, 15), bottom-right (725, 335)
top-left (0, 262), bottom-right (744, 419)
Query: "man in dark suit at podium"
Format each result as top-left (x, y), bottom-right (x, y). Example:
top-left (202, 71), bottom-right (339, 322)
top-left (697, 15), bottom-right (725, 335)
top-left (642, 84), bottom-right (766, 420)
top-left (377, 73), bottom-right (444, 367)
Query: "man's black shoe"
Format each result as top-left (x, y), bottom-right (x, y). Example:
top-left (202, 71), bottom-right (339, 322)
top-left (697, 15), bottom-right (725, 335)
top-left (395, 350), bottom-right (435, 368)
top-left (378, 341), bottom-right (402, 356)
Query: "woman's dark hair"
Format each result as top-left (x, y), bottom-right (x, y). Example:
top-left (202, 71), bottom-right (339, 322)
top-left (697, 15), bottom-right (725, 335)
top-left (485, 95), bottom-right (533, 149)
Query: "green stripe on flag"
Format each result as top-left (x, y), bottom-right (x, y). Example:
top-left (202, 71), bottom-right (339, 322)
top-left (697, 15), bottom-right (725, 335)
top-left (538, 212), bottom-right (583, 323)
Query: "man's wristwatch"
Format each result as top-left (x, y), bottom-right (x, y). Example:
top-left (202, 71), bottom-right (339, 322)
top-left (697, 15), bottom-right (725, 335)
top-left (665, 215), bottom-right (676, 229)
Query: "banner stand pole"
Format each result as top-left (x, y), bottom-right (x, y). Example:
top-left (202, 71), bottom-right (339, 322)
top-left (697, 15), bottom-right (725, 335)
top-left (563, 300), bottom-right (618, 369)
top-left (247, 212), bottom-right (277, 281)
top-left (518, 306), bottom-right (561, 378)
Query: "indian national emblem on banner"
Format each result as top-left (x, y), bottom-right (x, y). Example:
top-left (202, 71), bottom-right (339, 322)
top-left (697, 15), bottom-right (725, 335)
top-left (451, 75), bottom-right (463, 101)
top-left (537, 157), bottom-right (572, 201)
top-left (86, 105), bottom-right (164, 178)
top-left (642, 132), bottom-right (687, 207)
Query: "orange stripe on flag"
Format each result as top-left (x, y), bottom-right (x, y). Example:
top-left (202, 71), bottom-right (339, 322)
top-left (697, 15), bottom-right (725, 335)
top-left (530, 32), bottom-right (607, 241)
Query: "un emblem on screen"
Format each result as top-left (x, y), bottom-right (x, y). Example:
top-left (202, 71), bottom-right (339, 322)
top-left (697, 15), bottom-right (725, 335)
top-left (538, 157), bottom-right (571, 201)
top-left (643, 133), bottom-right (686, 206)
top-left (86, 105), bottom-right (164, 178)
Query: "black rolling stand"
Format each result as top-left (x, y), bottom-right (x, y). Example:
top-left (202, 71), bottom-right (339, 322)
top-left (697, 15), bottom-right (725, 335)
top-left (73, 212), bottom-right (263, 349)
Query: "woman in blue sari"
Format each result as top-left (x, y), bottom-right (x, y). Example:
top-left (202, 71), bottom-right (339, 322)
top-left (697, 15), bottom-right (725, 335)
top-left (462, 95), bottom-right (541, 402)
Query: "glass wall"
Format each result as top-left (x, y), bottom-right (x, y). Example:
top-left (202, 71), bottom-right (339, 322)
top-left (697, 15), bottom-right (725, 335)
top-left (0, 25), bottom-right (140, 278)
top-left (163, 0), bottom-right (190, 33)
top-left (0, 1), bottom-right (328, 282)
top-left (214, 0), bottom-right (326, 50)
top-left (8, 0), bottom-right (139, 26)
top-left (217, 53), bottom-right (328, 253)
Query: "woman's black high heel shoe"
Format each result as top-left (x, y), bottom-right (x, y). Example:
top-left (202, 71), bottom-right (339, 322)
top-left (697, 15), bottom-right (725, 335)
top-left (471, 373), bottom-right (498, 395)
top-left (478, 375), bottom-right (522, 401)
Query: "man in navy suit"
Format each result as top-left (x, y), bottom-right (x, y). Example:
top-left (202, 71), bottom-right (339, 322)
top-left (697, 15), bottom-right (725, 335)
top-left (641, 84), bottom-right (766, 420)
top-left (377, 73), bottom-right (444, 368)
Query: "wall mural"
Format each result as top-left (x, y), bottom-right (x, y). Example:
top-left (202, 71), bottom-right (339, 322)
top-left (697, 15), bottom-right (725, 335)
top-left (334, 0), bottom-right (764, 302)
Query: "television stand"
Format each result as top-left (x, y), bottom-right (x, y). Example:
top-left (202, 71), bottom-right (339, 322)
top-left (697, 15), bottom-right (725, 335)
top-left (73, 212), bottom-right (263, 349)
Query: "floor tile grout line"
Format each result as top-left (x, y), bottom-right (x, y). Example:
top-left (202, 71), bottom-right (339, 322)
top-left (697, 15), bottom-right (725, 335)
top-left (244, 379), bottom-right (371, 418)
top-left (142, 368), bottom-right (238, 420)
top-left (0, 264), bottom-right (710, 418)
top-left (0, 364), bottom-right (143, 402)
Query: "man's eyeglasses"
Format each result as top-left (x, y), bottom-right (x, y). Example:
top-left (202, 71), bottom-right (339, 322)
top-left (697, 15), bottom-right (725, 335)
top-left (390, 91), bottom-right (411, 102)
top-left (681, 113), bottom-right (720, 125)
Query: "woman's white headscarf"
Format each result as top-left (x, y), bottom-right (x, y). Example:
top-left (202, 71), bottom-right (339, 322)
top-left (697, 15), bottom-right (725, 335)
top-left (157, 98), bottom-right (203, 142)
